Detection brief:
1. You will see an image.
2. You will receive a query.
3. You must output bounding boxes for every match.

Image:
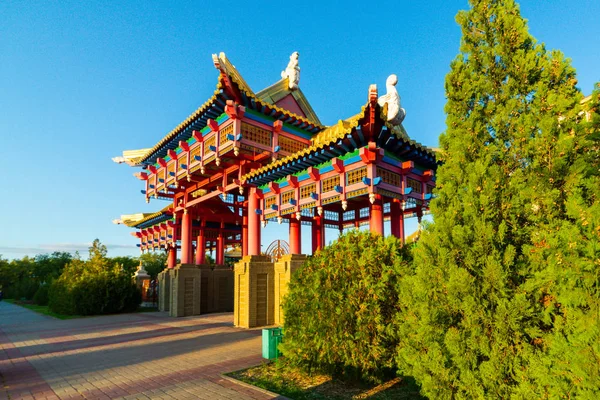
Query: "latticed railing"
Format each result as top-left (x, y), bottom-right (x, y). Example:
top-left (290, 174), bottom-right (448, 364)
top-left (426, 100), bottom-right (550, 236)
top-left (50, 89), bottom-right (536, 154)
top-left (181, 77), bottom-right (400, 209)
top-left (279, 135), bottom-right (304, 153)
top-left (190, 144), bottom-right (201, 163)
top-left (300, 183), bottom-right (316, 199)
top-left (242, 122), bottom-right (271, 147)
top-left (265, 196), bottom-right (276, 209)
top-left (322, 175), bottom-right (340, 192)
top-left (377, 167), bottom-right (401, 187)
top-left (167, 162), bottom-right (176, 180)
top-left (178, 154), bottom-right (187, 170)
top-left (220, 123), bottom-right (234, 144)
top-left (346, 166), bottom-right (367, 186)
top-left (281, 190), bottom-right (295, 204)
top-left (407, 177), bottom-right (422, 193)
top-left (204, 136), bottom-right (216, 156)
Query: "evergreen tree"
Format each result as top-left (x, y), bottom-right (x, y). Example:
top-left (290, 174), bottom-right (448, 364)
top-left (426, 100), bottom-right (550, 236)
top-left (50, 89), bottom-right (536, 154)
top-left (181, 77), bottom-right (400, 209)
top-left (394, 1), bottom-right (598, 398)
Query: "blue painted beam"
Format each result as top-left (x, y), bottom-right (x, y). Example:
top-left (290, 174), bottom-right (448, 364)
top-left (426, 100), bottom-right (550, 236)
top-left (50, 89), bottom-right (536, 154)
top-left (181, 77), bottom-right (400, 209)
top-left (346, 134), bottom-right (358, 149)
top-left (356, 126), bottom-right (365, 144)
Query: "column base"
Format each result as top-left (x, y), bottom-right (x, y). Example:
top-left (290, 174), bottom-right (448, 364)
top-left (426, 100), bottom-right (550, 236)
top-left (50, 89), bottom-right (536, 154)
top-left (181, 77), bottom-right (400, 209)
top-left (196, 264), bottom-right (234, 313)
top-left (234, 255), bottom-right (275, 328)
top-left (157, 269), bottom-right (171, 312)
top-left (169, 264), bottom-right (202, 317)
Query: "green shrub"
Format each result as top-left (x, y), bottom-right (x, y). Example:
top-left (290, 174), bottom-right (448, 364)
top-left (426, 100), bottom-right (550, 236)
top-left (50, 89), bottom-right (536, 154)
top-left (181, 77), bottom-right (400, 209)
top-left (49, 271), bottom-right (141, 316)
top-left (4, 280), bottom-right (39, 300)
top-left (280, 230), bottom-right (412, 383)
top-left (33, 284), bottom-right (50, 306)
top-left (48, 278), bottom-right (77, 314)
top-left (48, 240), bottom-right (142, 316)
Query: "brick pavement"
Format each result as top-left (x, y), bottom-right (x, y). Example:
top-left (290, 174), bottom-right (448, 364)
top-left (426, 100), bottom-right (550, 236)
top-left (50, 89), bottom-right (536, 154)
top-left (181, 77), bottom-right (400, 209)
top-left (0, 301), bottom-right (280, 400)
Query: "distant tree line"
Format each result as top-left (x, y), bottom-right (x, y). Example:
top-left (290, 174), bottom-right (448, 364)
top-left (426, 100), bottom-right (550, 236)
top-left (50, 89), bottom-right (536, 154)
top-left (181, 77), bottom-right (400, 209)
top-left (0, 239), bottom-right (169, 315)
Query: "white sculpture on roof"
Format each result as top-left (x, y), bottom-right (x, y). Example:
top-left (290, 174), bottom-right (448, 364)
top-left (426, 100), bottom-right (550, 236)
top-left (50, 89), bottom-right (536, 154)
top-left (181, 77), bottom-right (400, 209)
top-left (281, 52), bottom-right (300, 90)
top-left (377, 74), bottom-right (406, 125)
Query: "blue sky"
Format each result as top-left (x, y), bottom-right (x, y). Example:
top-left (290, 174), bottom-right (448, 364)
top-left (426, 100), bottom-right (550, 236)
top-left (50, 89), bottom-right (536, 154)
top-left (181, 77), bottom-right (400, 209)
top-left (1, 1), bottom-right (598, 260)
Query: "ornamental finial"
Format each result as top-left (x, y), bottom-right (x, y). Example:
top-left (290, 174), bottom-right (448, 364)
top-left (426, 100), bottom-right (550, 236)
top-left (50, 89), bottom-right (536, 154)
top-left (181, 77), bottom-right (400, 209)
top-left (281, 52), bottom-right (300, 90)
top-left (377, 74), bottom-right (406, 125)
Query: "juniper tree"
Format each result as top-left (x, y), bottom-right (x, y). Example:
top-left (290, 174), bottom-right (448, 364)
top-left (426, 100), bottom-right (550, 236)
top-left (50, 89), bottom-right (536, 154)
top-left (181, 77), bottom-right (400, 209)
top-left (394, 1), bottom-right (598, 398)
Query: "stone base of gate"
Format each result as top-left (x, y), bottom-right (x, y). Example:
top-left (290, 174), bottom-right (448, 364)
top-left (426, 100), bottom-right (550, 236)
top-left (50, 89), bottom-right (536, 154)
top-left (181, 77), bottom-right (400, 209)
top-left (157, 269), bottom-right (171, 312)
top-left (234, 255), bottom-right (275, 328)
top-left (197, 264), bottom-right (234, 314)
top-left (274, 254), bottom-right (307, 326)
top-left (169, 264), bottom-right (202, 317)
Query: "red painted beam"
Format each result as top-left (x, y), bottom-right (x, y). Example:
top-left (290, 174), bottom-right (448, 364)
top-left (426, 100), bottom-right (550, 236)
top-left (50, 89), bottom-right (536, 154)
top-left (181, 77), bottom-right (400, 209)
top-left (308, 166), bottom-right (320, 181)
top-left (179, 141), bottom-right (190, 152)
top-left (207, 119), bottom-right (219, 132)
top-left (193, 130), bottom-right (203, 142)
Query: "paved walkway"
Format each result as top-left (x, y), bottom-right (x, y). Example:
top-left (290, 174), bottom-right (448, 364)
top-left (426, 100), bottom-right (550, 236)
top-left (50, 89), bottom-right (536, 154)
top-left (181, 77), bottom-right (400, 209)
top-left (0, 302), bottom-right (278, 400)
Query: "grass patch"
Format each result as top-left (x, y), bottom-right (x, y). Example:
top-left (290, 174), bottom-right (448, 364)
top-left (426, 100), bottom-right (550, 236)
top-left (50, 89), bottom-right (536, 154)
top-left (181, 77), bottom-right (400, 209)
top-left (226, 358), bottom-right (425, 399)
top-left (4, 299), bottom-right (82, 320)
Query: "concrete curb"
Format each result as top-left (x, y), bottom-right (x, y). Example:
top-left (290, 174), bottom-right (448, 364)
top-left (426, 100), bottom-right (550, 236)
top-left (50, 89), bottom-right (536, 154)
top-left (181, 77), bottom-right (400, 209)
top-left (220, 374), bottom-right (292, 400)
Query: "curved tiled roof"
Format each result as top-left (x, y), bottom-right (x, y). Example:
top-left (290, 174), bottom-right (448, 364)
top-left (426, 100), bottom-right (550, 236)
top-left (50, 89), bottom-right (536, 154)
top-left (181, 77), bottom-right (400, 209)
top-left (120, 205), bottom-right (172, 228)
top-left (242, 103), bottom-right (437, 183)
top-left (132, 53), bottom-right (324, 166)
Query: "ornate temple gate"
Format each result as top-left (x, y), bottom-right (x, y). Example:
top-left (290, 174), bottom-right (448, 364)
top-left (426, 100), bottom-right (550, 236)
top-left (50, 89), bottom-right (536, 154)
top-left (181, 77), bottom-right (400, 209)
top-left (114, 53), bottom-right (437, 326)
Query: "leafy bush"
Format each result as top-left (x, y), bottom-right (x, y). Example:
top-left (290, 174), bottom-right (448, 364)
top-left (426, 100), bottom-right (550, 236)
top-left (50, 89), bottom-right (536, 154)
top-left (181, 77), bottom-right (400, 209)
top-left (48, 240), bottom-right (142, 316)
top-left (49, 267), bottom-right (141, 316)
top-left (33, 284), bottom-right (50, 306)
top-left (5, 280), bottom-right (40, 300)
top-left (280, 230), bottom-right (412, 383)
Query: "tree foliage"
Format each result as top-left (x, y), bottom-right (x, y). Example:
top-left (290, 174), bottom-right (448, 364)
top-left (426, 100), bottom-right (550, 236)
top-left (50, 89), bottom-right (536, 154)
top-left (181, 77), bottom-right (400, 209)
top-left (139, 251), bottom-right (167, 279)
top-left (0, 252), bottom-right (71, 300)
top-left (48, 239), bottom-right (141, 315)
top-left (281, 230), bottom-right (412, 383)
top-left (395, 1), bottom-right (599, 398)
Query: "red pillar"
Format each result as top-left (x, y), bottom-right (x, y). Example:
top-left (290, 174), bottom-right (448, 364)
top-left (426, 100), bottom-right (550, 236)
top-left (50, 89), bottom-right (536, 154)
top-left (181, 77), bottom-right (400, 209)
top-left (216, 227), bottom-right (224, 265)
top-left (167, 246), bottom-right (176, 269)
top-left (247, 188), bottom-right (261, 256)
top-left (180, 210), bottom-right (192, 264)
top-left (195, 230), bottom-right (205, 264)
top-left (289, 217), bottom-right (301, 255)
top-left (311, 219), bottom-right (317, 253)
top-left (242, 212), bottom-right (248, 257)
top-left (370, 196), bottom-right (384, 236)
top-left (390, 201), bottom-right (405, 243)
top-left (312, 215), bottom-right (325, 253)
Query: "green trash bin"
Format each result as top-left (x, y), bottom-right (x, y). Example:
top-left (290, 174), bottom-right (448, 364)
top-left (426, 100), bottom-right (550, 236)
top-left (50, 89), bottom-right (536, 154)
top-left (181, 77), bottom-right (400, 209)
top-left (262, 327), bottom-right (283, 360)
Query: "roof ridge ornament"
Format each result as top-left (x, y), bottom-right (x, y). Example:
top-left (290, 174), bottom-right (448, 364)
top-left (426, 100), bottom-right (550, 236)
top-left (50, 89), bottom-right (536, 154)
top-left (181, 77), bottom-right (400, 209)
top-left (281, 52), bottom-right (300, 90)
top-left (377, 74), bottom-right (406, 125)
